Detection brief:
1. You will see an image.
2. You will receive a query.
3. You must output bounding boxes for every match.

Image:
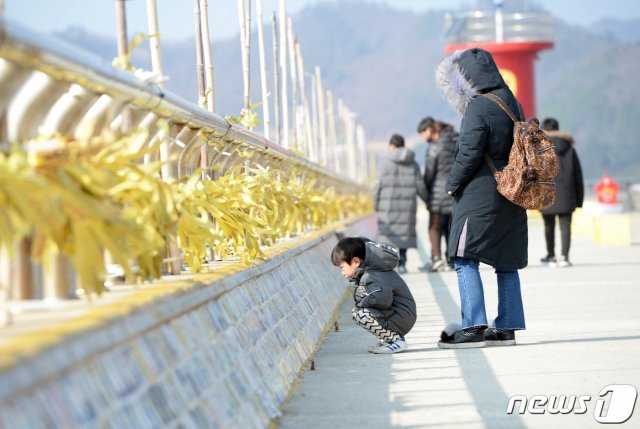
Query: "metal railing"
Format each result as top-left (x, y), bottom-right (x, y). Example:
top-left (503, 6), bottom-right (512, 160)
top-left (0, 20), bottom-right (371, 308)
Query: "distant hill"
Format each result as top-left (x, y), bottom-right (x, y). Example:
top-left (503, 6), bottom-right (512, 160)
top-left (592, 17), bottom-right (640, 44)
top-left (54, 2), bottom-right (640, 182)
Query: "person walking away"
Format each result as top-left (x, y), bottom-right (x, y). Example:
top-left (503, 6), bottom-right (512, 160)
top-left (435, 48), bottom-right (528, 348)
top-left (374, 134), bottom-right (428, 274)
top-left (539, 117), bottom-right (584, 267)
top-left (420, 120), bottom-right (457, 272)
top-left (331, 237), bottom-right (416, 353)
top-left (417, 117), bottom-right (442, 268)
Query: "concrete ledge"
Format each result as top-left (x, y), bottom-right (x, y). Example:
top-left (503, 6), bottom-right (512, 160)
top-left (530, 205), bottom-right (632, 247)
top-left (592, 213), bottom-right (631, 247)
top-left (573, 208), bottom-right (631, 247)
top-left (0, 215), bottom-right (376, 428)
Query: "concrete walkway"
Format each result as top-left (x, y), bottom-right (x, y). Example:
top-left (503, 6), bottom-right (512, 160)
top-left (277, 209), bottom-right (640, 429)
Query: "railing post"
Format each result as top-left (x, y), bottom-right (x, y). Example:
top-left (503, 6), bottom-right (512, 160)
top-left (43, 254), bottom-right (76, 300)
top-left (0, 245), bottom-right (11, 326)
top-left (11, 238), bottom-right (34, 300)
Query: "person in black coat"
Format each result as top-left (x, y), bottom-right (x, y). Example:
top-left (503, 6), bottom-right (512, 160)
top-left (539, 118), bottom-right (584, 267)
top-left (435, 48), bottom-right (528, 349)
top-left (418, 120), bottom-right (457, 272)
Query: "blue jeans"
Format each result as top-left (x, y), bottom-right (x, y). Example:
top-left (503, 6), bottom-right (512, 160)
top-left (453, 258), bottom-right (526, 330)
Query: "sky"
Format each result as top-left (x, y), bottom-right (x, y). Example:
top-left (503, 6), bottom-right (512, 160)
top-left (5, 0), bottom-right (640, 42)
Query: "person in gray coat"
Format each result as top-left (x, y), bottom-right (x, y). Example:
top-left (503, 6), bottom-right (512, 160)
top-left (331, 237), bottom-right (417, 354)
top-left (374, 134), bottom-right (428, 273)
top-left (435, 47), bottom-right (528, 349)
top-left (540, 117), bottom-right (584, 267)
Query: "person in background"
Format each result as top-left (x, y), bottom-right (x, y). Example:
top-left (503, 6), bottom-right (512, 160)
top-left (419, 120), bottom-right (457, 272)
top-left (417, 116), bottom-right (437, 144)
top-left (540, 117), bottom-right (584, 267)
top-left (435, 47), bottom-right (528, 348)
top-left (374, 133), bottom-right (428, 274)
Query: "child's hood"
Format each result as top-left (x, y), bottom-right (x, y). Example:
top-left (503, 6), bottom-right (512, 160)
top-left (362, 241), bottom-right (399, 271)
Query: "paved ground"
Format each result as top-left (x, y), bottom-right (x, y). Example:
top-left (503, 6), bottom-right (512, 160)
top-left (277, 208), bottom-right (640, 429)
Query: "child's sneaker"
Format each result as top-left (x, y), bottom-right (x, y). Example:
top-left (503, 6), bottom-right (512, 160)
top-left (369, 338), bottom-right (407, 354)
top-left (367, 340), bottom-right (386, 353)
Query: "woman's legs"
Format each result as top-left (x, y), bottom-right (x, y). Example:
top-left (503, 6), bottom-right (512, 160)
top-left (441, 213), bottom-right (451, 256)
top-left (453, 258), bottom-right (488, 329)
top-left (424, 212), bottom-right (445, 271)
top-left (493, 269), bottom-right (526, 330)
top-left (428, 211), bottom-right (442, 259)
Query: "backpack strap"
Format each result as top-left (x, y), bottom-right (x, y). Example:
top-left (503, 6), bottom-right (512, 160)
top-left (480, 93), bottom-right (524, 174)
top-left (481, 93), bottom-right (524, 122)
top-left (483, 153), bottom-right (498, 174)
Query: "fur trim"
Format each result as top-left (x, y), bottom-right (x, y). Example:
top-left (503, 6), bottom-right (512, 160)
top-left (545, 130), bottom-right (576, 145)
top-left (435, 50), bottom-right (479, 116)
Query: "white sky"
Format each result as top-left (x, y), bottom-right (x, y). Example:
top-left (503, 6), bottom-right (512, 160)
top-left (5, 0), bottom-right (640, 42)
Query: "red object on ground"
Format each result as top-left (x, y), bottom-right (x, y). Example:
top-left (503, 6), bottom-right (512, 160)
top-left (445, 41), bottom-right (553, 119)
top-left (595, 174), bottom-right (620, 204)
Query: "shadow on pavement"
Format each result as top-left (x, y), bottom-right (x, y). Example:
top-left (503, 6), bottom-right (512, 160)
top-left (428, 272), bottom-right (527, 429)
top-left (521, 334), bottom-right (640, 346)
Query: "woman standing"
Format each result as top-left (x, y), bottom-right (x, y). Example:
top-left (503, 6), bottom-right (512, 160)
top-left (435, 48), bottom-right (528, 348)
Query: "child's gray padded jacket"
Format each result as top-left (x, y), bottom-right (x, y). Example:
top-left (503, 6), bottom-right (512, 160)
top-left (352, 241), bottom-right (417, 336)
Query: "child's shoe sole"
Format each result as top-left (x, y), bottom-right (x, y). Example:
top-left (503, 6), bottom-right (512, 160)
top-left (369, 340), bottom-right (407, 354)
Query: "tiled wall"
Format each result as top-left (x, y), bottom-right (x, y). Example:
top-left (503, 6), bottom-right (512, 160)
top-left (0, 216), bottom-right (376, 428)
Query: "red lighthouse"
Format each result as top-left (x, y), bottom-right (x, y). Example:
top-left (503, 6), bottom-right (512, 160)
top-left (443, 1), bottom-right (554, 118)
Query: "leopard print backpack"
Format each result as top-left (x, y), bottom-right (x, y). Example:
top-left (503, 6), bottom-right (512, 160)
top-left (482, 94), bottom-right (559, 210)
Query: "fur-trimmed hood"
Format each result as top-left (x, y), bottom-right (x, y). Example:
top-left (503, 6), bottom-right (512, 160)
top-left (545, 130), bottom-right (576, 146)
top-left (435, 48), bottom-right (510, 116)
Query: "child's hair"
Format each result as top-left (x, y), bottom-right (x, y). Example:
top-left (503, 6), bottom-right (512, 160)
top-left (331, 236), bottom-right (371, 266)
